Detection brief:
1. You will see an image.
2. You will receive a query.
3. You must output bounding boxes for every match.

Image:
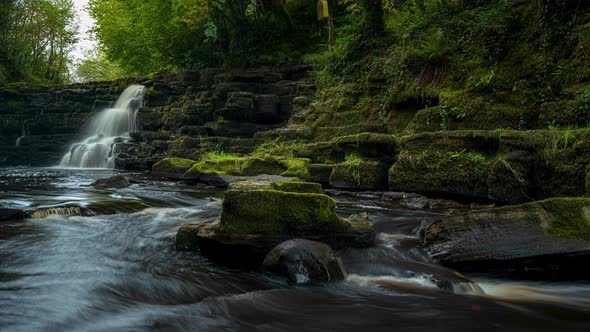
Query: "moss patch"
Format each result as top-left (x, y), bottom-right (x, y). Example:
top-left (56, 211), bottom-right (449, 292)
top-left (496, 198), bottom-right (590, 241)
top-left (271, 180), bottom-right (323, 194)
top-left (152, 158), bottom-right (197, 179)
top-left (330, 158), bottom-right (389, 190)
top-left (220, 189), bottom-right (344, 235)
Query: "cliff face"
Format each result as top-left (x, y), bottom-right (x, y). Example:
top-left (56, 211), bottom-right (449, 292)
top-left (0, 66), bottom-right (314, 167)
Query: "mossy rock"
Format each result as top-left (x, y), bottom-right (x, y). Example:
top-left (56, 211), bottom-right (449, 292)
top-left (486, 152), bottom-right (536, 204)
top-left (185, 158), bottom-right (244, 179)
top-left (309, 164), bottom-right (335, 185)
top-left (277, 157), bottom-right (311, 180)
top-left (176, 180), bottom-right (375, 267)
top-left (181, 155), bottom-right (312, 182)
top-left (152, 158), bottom-right (197, 179)
top-left (331, 133), bottom-right (397, 161)
top-left (390, 149), bottom-right (492, 201)
top-left (271, 180), bottom-right (323, 194)
top-left (422, 197), bottom-right (590, 277)
top-left (241, 156), bottom-right (285, 176)
top-left (220, 189), bottom-right (341, 235)
top-left (330, 160), bottom-right (389, 190)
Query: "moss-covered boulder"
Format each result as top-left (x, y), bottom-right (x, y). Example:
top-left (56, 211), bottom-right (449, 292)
top-left (422, 198), bottom-right (590, 278)
top-left (151, 158), bottom-right (197, 179)
top-left (176, 180), bottom-right (375, 267)
top-left (330, 159), bottom-right (389, 190)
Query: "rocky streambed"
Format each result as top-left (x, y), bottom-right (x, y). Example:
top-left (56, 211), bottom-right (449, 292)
top-left (1, 167), bottom-right (590, 331)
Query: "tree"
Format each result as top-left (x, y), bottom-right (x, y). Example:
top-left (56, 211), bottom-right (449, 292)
top-left (88, 0), bottom-right (208, 76)
top-left (360, 0), bottom-right (384, 36)
top-left (0, 0), bottom-right (77, 84)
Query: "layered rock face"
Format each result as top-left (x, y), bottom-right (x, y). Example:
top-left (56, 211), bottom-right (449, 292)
top-left (0, 66), bottom-right (313, 167)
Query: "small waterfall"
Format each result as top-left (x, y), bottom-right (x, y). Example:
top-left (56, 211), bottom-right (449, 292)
top-left (59, 85), bottom-right (145, 169)
top-left (15, 123), bottom-right (27, 147)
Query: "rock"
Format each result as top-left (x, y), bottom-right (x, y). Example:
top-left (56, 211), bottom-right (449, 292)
top-left (0, 208), bottom-right (26, 222)
top-left (330, 160), bottom-right (389, 190)
top-left (262, 239), bottom-right (346, 284)
top-left (255, 94), bottom-right (281, 123)
top-left (199, 174), bottom-right (297, 188)
top-left (183, 156), bottom-right (312, 183)
top-left (309, 164), bottom-right (334, 185)
top-left (422, 197), bottom-right (590, 278)
top-left (176, 180), bottom-right (375, 267)
top-left (91, 175), bottom-right (130, 189)
top-left (399, 196), bottom-right (464, 210)
top-left (152, 158), bottom-right (197, 180)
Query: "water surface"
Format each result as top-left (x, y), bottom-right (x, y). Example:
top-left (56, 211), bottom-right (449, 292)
top-left (1, 168), bottom-right (589, 331)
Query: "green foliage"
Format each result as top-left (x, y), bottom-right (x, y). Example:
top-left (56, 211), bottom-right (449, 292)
top-left (314, 0), bottom-right (590, 132)
top-left (0, 0), bottom-right (78, 84)
top-left (75, 50), bottom-right (126, 82)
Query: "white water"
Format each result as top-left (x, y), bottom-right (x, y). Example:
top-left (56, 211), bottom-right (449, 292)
top-left (59, 85), bottom-right (145, 169)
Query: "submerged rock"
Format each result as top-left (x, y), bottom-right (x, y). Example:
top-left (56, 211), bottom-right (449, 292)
top-left (262, 239), bottom-right (346, 284)
top-left (176, 180), bottom-right (375, 267)
top-left (0, 208), bottom-right (26, 222)
top-left (91, 175), bottom-right (130, 189)
top-left (422, 197), bottom-right (590, 277)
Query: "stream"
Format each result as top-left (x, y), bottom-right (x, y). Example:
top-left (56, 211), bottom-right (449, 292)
top-left (1, 167), bottom-right (589, 331)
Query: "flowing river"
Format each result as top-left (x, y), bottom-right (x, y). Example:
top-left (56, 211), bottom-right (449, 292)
top-left (1, 167), bottom-right (589, 331)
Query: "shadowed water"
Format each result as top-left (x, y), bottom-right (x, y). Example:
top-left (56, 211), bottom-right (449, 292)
top-left (1, 168), bottom-right (589, 331)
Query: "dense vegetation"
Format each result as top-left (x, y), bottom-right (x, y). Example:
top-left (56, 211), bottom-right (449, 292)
top-left (4, 0), bottom-right (590, 131)
top-left (313, 0), bottom-right (590, 131)
top-left (0, 0), bottom-right (77, 85)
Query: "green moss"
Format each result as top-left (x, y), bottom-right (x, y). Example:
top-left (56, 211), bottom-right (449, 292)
top-left (241, 156), bottom-right (286, 176)
top-left (186, 158), bottom-right (243, 177)
top-left (496, 198), bottom-right (590, 241)
top-left (389, 149), bottom-right (491, 199)
top-left (331, 132), bottom-right (396, 145)
top-left (271, 180), bottom-right (323, 194)
top-left (277, 157), bottom-right (312, 180)
top-left (220, 189), bottom-right (344, 235)
top-left (330, 158), bottom-right (389, 190)
top-left (308, 164), bottom-right (335, 184)
top-left (152, 158), bottom-right (197, 178)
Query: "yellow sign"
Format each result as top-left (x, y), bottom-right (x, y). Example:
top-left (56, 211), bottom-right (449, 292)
top-left (317, 0), bottom-right (330, 21)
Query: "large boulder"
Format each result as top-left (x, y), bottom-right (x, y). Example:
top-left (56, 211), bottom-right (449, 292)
top-left (422, 198), bottom-right (590, 277)
top-left (262, 239), bottom-right (346, 284)
top-left (0, 208), bottom-right (26, 222)
top-left (176, 180), bottom-right (375, 267)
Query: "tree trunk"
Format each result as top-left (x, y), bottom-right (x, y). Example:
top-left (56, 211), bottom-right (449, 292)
top-left (361, 0), bottom-right (384, 37)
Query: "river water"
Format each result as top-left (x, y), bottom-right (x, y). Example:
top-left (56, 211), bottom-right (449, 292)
top-left (1, 168), bottom-right (589, 331)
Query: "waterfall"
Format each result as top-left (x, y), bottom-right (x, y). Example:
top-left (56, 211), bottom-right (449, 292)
top-left (59, 85), bottom-right (145, 169)
top-left (15, 123), bottom-right (27, 147)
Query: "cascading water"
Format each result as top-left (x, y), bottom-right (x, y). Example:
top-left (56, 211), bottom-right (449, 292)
top-left (15, 123), bottom-right (27, 147)
top-left (59, 85), bottom-right (145, 168)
